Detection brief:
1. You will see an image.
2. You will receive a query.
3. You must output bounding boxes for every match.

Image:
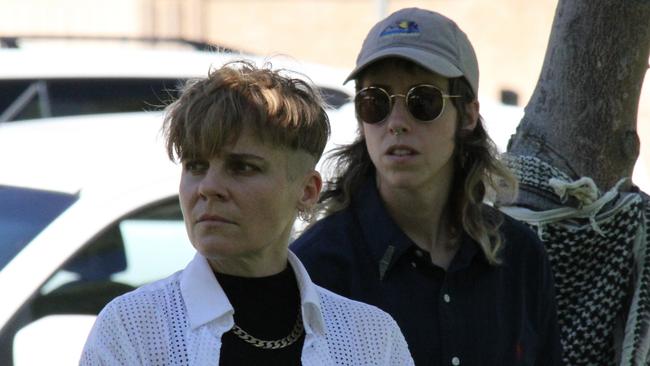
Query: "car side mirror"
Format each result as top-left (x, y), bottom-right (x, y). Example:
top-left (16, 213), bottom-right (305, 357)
top-left (13, 314), bottom-right (96, 366)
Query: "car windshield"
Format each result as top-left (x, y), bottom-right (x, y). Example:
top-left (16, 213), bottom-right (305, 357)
top-left (0, 185), bottom-right (78, 270)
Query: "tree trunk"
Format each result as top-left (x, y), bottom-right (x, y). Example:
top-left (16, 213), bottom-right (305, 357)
top-left (503, 1), bottom-right (650, 364)
top-left (508, 0), bottom-right (650, 210)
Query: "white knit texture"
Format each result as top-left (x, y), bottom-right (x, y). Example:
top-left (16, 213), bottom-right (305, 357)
top-left (80, 252), bottom-right (414, 366)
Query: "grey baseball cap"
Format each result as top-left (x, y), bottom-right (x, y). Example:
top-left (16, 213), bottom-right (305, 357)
top-left (346, 7), bottom-right (479, 96)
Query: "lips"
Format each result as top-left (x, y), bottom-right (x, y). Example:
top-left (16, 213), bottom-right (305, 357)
top-left (386, 145), bottom-right (418, 156)
top-left (196, 213), bottom-right (236, 225)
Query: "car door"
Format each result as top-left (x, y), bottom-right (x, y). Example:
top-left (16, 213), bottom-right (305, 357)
top-left (3, 197), bottom-right (195, 366)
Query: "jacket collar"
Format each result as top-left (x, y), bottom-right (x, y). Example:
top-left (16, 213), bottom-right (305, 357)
top-left (179, 251), bottom-right (327, 337)
top-left (180, 253), bottom-right (233, 331)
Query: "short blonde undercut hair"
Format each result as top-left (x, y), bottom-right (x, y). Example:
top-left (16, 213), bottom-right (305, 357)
top-left (163, 60), bottom-right (330, 168)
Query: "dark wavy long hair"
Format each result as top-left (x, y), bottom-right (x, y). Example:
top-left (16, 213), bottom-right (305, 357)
top-left (318, 60), bottom-right (517, 264)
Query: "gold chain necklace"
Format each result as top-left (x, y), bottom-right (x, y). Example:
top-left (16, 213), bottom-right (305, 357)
top-left (231, 314), bottom-right (304, 349)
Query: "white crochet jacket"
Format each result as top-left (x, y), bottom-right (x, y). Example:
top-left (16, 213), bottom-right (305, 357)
top-left (80, 251), bottom-right (414, 365)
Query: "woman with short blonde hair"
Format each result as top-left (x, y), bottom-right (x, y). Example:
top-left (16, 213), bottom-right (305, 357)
top-left (81, 61), bottom-right (413, 365)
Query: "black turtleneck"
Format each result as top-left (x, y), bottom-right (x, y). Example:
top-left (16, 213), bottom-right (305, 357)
top-left (215, 264), bottom-right (304, 366)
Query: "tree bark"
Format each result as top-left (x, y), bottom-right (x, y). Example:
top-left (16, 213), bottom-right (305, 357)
top-left (507, 0), bottom-right (650, 210)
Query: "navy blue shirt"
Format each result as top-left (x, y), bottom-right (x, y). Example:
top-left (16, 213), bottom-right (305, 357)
top-left (291, 178), bottom-right (562, 366)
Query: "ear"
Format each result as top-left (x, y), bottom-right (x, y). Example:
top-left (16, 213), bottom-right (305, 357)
top-left (462, 100), bottom-right (480, 131)
top-left (297, 169), bottom-right (323, 210)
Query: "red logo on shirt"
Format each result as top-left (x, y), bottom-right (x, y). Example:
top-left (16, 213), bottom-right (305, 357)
top-left (515, 342), bottom-right (524, 361)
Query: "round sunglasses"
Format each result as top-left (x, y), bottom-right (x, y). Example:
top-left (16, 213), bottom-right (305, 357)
top-left (354, 84), bottom-right (461, 124)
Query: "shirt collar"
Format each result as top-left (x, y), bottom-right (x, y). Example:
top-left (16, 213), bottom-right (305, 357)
top-left (353, 176), bottom-right (415, 278)
top-left (180, 253), bottom-right (234, 330)
top-left (353, 176), bottom-right (485, 276)
top-left (179, 251), bottom-right (327, 337)
top-left (287, 251), bottom-right (327, 337)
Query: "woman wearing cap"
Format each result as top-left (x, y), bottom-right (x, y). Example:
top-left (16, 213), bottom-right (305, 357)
top-left (292, 8), bottom-right (562, 366)
top-left (80, 61), bottom-right (413, 365)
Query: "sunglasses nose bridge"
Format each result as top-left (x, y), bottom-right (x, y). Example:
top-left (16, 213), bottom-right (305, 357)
top-left (387, 93), bottom-right (408, 115)
top-left (384, 93), bottom-right (412, 128)
top-left (388, 93), bottom-right (407, 103)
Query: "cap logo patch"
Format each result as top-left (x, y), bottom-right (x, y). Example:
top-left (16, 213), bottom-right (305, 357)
top-left (379, 20), bottom-right (420, 37)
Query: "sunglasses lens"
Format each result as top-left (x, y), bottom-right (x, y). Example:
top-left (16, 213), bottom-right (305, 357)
top-left (355, 88), bottom-right (390, 124)
top-left (407, 86), bottom-right (444, 121)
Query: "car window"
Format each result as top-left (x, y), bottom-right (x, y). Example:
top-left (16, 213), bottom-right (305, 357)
top-left (39, 197), bottom-right (193, 298)
top-left (0, 185), bottom-right (78, 271)
top-left (0, 197), bottom-right (193, 365)
top-left (320, 87), bottom-right (351, 109)
top-left (0, 78), bottom-right (182, 122)
top-left (0, 79), bottom-right (350, 122)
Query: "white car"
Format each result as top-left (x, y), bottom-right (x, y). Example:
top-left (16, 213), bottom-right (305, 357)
top-left (0, 38), bottom-right (353, 122)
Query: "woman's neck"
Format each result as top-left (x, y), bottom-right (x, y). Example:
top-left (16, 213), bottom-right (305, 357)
top-left (206, 238), bottom-right (290, 278)
top-left (377, 172), bottom-right (459, 269)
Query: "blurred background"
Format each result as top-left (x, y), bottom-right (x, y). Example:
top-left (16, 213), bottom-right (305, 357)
top-left (2, 0), bottom-right (648, 177)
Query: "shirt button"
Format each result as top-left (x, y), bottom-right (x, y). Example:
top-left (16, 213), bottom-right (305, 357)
top-left (415, 249), bottom-right (424, 257)
top-left (443, 293), bottom-right (451, 303)
top-left (451, 356), bottom-right (461, 365)
top-left (411, 261), bottom-right (417, 268)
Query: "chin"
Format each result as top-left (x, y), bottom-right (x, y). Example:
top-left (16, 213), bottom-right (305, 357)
top-left (381, 171), bottom-right (423, 188)
top-left (192, 238), bottom-right (243, 259)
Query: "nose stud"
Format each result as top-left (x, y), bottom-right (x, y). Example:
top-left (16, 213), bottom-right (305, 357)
top-left (392, 127), bottom-right (406, 136)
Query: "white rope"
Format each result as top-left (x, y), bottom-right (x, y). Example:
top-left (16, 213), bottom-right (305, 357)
top-left (501, 178), bottom-right (632, 237)
top-left (549, 176), bottom-right (599, 206)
